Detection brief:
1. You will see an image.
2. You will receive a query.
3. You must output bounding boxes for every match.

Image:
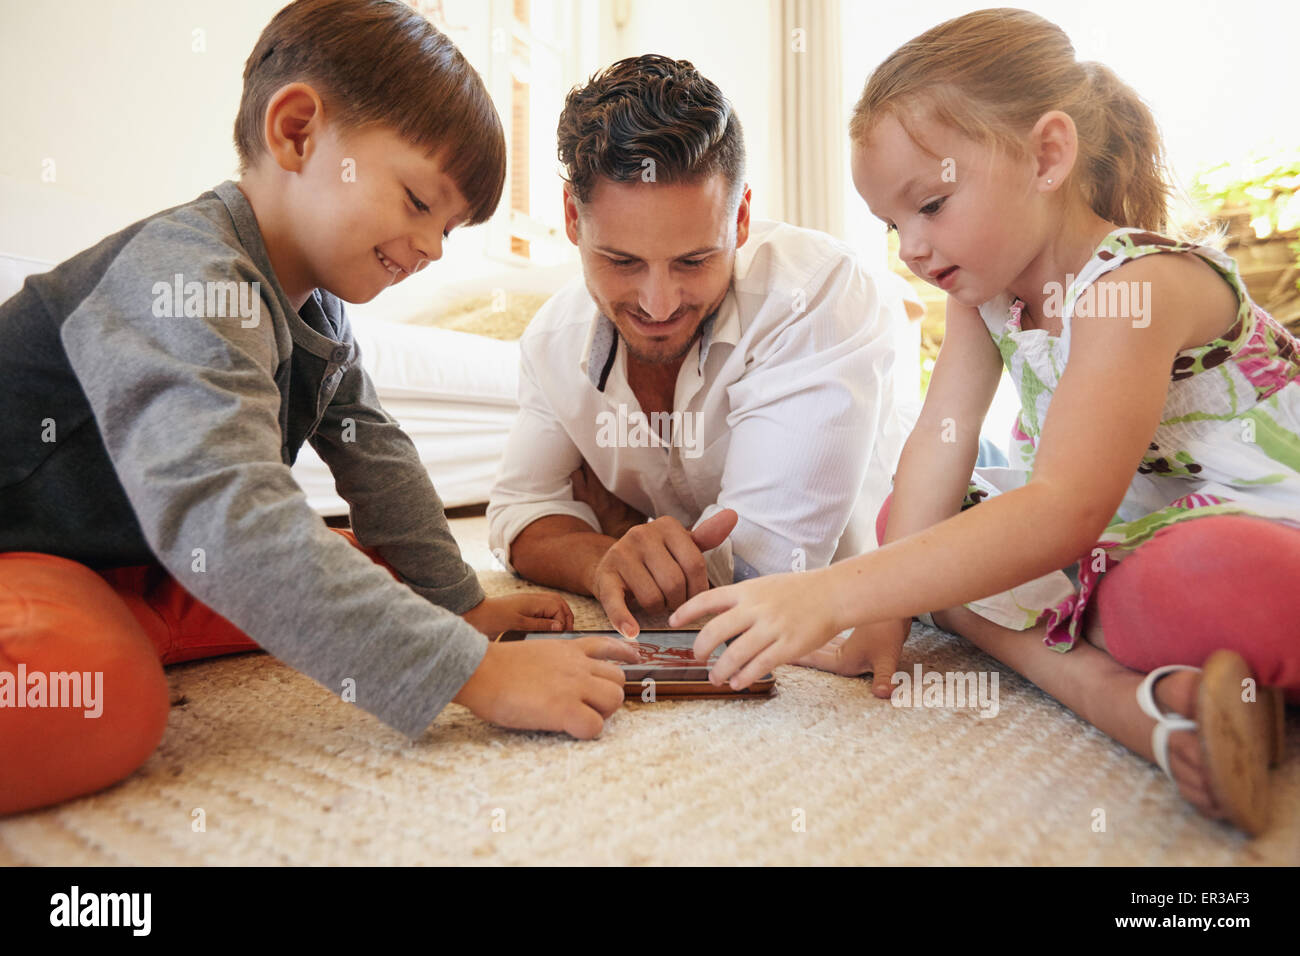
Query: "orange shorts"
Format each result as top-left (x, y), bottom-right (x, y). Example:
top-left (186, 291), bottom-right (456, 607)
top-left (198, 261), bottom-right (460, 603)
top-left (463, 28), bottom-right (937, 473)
top-left (0, 527), bottom-right (398, 815)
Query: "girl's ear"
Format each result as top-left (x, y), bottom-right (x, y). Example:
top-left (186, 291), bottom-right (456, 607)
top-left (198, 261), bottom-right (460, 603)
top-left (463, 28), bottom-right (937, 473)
top-left (1030, 110), bottom-right (1077, 192)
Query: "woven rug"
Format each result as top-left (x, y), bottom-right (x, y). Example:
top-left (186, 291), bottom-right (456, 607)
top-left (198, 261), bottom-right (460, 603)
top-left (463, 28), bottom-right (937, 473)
top-left (2, 518), bottom-right (1296, 865)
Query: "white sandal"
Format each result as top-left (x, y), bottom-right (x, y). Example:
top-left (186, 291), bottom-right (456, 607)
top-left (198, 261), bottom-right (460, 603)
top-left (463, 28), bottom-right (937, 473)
top-left (1136, 651), bottom-right (1278, 836)
top-left (1136, 664), bottom-right (1200, 780)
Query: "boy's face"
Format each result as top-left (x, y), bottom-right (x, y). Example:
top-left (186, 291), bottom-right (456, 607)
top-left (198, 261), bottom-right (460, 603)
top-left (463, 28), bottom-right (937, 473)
top-left (564, 173), bottom-right (750, 366)
top-left (298, 122), bottom-right (471, 304)
top-left (247, 85), bottom-right (472, 307)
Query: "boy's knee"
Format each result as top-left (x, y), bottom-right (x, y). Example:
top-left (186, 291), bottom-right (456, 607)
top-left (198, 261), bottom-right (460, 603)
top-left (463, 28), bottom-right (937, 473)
top-left (0, 552), bottom-right (170, 815)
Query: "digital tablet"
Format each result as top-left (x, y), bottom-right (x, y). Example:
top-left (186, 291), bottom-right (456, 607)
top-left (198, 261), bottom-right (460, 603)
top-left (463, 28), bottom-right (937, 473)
top-left (495, 628), bottom-right (775, 698)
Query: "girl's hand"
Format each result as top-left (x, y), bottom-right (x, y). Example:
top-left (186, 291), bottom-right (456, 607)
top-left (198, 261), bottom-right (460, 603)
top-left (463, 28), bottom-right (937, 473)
top-left (668, 569), bottom-right (845, 689)
top-left (793, 617), bottom-right (911, 698)
top-left (462, 592), bottom-right (575, 637)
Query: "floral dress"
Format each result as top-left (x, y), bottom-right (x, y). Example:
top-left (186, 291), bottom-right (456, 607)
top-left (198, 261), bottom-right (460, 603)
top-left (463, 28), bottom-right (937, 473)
top-left (960, 228), bottom-right (1300, 649)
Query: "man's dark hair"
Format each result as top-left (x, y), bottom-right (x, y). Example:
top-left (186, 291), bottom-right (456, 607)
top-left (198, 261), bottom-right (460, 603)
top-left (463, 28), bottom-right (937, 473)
top-left (557, 54), bottom-right (746, 206)
top-left (234, 0), bottom-right (505, 225)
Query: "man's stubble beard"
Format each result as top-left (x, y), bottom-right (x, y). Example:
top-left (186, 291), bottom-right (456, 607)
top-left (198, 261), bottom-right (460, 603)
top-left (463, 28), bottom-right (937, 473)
top-left (614, 286), bottom-right (730, 367)
top-left (622, 318), bottom-right (705, 366)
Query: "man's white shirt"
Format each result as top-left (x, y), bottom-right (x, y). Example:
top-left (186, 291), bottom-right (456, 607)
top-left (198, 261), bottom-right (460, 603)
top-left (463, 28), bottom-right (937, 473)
top-left (487, 219), bottom-right (920, 584)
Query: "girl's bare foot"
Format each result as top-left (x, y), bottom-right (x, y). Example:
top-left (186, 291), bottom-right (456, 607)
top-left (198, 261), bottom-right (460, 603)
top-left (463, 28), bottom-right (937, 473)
top-left (1143, 668), bottom-right (1227, 820)
top-left (931, 606), bottom-right (1243, 826)
top-left (1087, 616), bottom-right (1274, 831)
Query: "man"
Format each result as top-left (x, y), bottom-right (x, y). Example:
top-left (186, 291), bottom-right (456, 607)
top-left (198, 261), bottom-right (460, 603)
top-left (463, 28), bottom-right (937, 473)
top-left (488, 54), bottom-right (917, 640)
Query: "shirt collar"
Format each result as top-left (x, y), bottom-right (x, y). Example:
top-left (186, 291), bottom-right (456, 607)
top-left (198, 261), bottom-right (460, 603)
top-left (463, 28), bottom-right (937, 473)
top-left (700, 290), bottom-right (741, 368)
top-left (580, 289), bottom-right (742, 391)
top-left (583, 314), bottom-right (619, 390)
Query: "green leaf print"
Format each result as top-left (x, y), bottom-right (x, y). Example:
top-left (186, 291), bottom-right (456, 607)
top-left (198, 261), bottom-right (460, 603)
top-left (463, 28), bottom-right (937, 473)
top-left (1243, 407), bottom-right (1300, 472)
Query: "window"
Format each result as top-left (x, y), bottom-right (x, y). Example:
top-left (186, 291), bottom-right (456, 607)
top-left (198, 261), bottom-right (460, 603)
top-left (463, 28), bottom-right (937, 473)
top-left (414, 0), bottom-right (589, 266)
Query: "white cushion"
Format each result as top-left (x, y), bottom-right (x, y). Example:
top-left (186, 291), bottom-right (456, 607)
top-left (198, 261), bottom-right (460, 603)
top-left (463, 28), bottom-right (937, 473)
top-left (351, 318), bottom-right (519, 405)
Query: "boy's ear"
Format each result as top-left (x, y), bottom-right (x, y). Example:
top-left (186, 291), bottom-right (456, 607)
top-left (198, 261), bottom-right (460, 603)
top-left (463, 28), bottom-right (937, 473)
top-left (563, 185), bottom-right (580, 245)
top-left (1031, 109), bottom-right (1077, 192)
top-left (263, 82), bottom-right (327, 172)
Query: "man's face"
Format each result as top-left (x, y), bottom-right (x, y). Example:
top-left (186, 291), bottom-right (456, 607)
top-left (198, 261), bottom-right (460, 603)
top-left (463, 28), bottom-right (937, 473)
top-left (284, 119), bottom-right (472, 305)
top-left (566, 173), bottom-right (750, 365)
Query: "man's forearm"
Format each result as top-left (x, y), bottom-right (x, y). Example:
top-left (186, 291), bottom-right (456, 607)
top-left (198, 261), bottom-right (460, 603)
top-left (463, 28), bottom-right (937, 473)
top-left (509, 515), bottom-right (617, 596)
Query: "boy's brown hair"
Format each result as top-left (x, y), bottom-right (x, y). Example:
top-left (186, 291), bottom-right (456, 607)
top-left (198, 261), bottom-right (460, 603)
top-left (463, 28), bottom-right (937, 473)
top-left (234, 0), bottom-right (505, 225)
top-left (557, 54), bottom-right (745, 208)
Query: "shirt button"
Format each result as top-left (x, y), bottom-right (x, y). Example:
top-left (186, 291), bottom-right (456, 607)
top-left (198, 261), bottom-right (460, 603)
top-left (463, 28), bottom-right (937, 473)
top-left (331, 346), bottom-right (349, 363)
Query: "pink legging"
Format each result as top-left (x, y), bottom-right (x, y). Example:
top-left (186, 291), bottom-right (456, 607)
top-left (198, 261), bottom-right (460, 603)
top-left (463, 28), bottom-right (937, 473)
top-left (875, 495), bottom-right (1300, 702)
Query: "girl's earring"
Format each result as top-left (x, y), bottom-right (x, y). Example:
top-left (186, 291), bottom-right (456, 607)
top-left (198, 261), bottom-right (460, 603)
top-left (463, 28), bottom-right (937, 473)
top-left (1046, 178), bottom-right (1055, 185)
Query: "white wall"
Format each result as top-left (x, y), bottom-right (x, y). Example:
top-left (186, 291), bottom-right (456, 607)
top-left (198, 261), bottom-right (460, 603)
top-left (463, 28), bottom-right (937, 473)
top-left (0, 0), bottom-right (594, 299)
top-left (0, 0), bottom-right (778, 258)
top-left (0, 0), bottom-right (279, 263)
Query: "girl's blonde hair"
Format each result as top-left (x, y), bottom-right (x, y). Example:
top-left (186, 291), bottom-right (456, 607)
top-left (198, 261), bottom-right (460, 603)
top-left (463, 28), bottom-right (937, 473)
top-left (850, 8), bottom-right (1183, 236)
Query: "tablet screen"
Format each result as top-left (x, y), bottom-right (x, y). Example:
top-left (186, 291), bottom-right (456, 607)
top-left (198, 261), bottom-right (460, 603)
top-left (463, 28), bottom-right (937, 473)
top-left (523, 629), bottom-right (722, 678)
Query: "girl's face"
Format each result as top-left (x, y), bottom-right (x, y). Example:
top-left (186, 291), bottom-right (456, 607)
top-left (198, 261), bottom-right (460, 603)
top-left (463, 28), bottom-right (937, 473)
top-left (851, 111), bottom-right (1043, 308)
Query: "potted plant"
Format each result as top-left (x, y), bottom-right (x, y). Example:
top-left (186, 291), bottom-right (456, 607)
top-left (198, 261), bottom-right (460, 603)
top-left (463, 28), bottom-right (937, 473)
top-left (1191, 148), bottom-right (1300, 331)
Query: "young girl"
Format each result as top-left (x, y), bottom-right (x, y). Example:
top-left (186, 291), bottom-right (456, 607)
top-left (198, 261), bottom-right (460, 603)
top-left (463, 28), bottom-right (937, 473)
top-left (671, 7), bottom-right (1299, 836)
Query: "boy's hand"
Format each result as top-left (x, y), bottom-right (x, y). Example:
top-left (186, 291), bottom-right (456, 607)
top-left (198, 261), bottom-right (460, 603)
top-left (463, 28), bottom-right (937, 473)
top-left (461, 593), bottom-right (575, 637)
top-left (452, 635), bottom-right (641, 739)
top-left (793, 618), bottom-right (911, 698)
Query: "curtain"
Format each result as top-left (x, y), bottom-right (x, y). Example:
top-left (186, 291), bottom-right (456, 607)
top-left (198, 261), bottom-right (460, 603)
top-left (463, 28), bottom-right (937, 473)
top-left (771, 0), bottom-right (845, 238)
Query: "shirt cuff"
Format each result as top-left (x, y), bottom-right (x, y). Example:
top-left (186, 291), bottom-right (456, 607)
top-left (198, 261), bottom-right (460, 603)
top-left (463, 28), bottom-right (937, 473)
top-left (389, 619), bottom-right (489, 738)
top-left (488, 500), bottom-right (601, 573)
top-left (407, 570), bottom-right (486, 615)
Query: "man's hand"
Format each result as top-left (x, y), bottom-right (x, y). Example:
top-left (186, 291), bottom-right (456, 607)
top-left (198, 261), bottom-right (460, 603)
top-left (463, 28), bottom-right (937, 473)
top-left (586, 509), bottom-right (738, 638)
top-left (569, 461), bottom-right (646, 540)
top-left (452, 635), bottom-right (641, 739)
top-left (461, 592), bottom-right (575, 637)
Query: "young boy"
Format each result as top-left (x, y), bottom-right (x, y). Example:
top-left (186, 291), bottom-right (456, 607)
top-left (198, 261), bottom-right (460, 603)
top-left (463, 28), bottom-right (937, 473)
top-left (0, 0), bottom-right (636, 815)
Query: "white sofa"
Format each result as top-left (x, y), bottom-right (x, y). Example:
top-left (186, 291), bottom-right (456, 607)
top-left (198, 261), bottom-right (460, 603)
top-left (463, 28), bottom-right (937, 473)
top-left (291, 318), bottom-right (522, 513)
